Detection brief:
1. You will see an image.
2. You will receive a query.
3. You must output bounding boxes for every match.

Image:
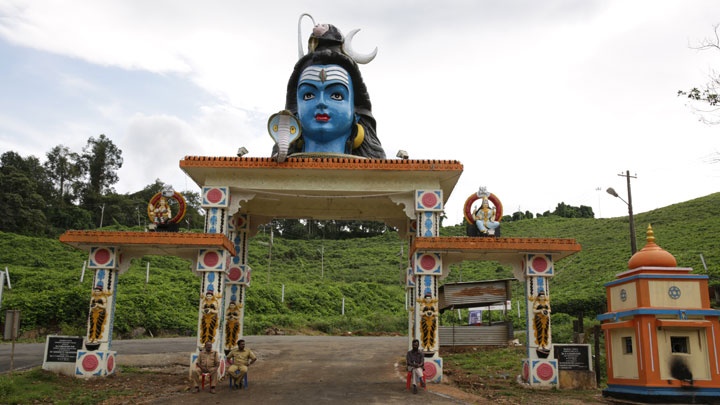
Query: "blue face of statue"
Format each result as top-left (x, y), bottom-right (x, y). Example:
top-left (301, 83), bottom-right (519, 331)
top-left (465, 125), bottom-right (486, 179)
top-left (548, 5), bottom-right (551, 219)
top-left (296, 65), bottom-right (354, 154)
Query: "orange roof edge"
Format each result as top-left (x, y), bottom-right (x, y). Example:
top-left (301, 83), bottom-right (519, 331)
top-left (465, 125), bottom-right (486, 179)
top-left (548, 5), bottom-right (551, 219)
top-left (411, 236), bottom-right (581, 254)
top-left (59, 231), bottom-right (236, 256)
top-left (180, 156), bottom-right (463, 171)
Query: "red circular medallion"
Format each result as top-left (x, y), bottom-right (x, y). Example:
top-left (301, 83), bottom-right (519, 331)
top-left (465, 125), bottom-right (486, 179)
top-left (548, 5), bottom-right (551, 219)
top-left (82, 354), bottom-right (99, 372)
top-left (420, 255), bottom-right (436, 271)
top-left (228, 267), bottom-right (242, 281)
top-left (537, 363), bottom-right (554, 381)
top-left (236, 217), bottom-right (245, 228)
top-left (107, 355), bottom-right (114, 373)
top-left (203, 251), bottom-right (219, 267)
top-left (423, 361), bottom-right (437, 379)
top-left (532, 257), bottom-right (548, 273)
top-left (421, 193), bottom-right (438, 208)
top-left (207, 188), bottom-right (223, 204)
top-left (94, 249), bottom-right (110, 265)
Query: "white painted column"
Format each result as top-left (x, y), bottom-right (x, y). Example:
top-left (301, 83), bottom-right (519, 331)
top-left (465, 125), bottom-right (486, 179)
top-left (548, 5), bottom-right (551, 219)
top-left (191, 186), bottom-right (231, 377)
top-left (221, 214), bottom-right (251, 354)
top-left (74, 247), bottom-right (121, 377)
top-left (521, 253), bottom-right (559, 387)
top-left (411, 190), bottom-right (444, 383)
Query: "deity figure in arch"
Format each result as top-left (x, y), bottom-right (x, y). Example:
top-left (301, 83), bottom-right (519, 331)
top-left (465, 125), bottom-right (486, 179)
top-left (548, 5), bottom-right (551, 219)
top-left (473, 197), bottom-right (500, 234)
top-left (270, 15), bottom-right (386, 161)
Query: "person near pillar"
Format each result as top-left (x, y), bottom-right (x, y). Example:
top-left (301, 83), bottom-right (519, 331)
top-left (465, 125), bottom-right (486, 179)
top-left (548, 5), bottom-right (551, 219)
top-left (192, 341), bottom-right (220, 394)
top-left (406, 339), bottom-right (425, 394)
top-left (227, 339), bottom-right (256, 389)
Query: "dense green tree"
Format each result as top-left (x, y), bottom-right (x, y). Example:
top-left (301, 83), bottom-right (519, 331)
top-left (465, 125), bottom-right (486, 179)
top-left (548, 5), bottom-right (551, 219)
top-left (79, 134), bottom-right (123, 198)
top-left (44, 145), bottom-right (82, 204)
top-left (553, 202), bottom-right (594, 218)
top-left (77, 135), bottom-right (123, 225)
top-left (0, 152), bottom-right (50, 235)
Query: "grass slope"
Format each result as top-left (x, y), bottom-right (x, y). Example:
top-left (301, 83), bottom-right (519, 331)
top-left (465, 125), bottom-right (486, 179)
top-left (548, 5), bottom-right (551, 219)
top-left (1, 193), bottom-right (718, 339)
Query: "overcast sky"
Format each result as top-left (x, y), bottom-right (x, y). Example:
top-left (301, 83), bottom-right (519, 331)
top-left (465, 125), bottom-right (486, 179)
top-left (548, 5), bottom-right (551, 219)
top-left (0, 0), bottom-right (718, 225)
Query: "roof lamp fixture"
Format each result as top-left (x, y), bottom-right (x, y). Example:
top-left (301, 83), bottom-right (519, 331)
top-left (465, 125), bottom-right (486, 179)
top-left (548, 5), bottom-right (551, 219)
top-left (396, 149), bottom-right (409, 159)
top-left (237, 147), bottom-right (249, 157)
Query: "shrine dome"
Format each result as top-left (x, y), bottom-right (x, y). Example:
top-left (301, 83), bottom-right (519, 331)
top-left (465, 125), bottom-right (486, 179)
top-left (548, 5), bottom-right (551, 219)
top-left (627, 224), bottom-right (677, 269)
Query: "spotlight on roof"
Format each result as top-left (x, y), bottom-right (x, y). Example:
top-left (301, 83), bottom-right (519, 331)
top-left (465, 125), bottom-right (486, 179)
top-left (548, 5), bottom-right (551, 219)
top-left (396, 149), bottom-right (409, 159)
top-left (237, 147), bottom-right (249, 157)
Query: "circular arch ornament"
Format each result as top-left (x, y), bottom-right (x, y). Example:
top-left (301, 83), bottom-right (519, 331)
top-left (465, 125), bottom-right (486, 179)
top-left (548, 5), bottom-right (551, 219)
top-left (107, 355), bottom-right (115, 373)
top-left (82, 354), bottom-right (99, 372)
top-left (668, 286), bottom-right (681, 300)
top-left (423, 361), bottom-right (437, 380)
top-left (536, 363), bottom-right (554, 381)
top-left (463, 193), bottom-right (502, 225)
top-left (147, 191), bottom-right (187, 224)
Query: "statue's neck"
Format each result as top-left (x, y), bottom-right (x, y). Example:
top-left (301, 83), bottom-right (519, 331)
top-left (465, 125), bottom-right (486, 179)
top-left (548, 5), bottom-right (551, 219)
top-left (303, 135), bottom-right (350, 155)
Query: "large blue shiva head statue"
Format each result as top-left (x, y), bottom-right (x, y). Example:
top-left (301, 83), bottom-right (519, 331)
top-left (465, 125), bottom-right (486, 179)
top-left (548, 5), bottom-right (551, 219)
top-left (269, 15), bottom-right (386, 161)
top-left (296, 64), bottom-right (355, 153)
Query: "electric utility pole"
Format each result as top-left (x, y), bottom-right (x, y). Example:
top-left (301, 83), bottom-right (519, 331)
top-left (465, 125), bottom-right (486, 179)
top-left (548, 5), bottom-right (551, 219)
top-left (618, 170), bottom-right (638, 254)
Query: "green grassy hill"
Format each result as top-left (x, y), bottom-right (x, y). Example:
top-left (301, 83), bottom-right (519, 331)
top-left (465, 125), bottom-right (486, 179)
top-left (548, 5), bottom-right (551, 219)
top-left (1, 193), bottom-right (718, 340)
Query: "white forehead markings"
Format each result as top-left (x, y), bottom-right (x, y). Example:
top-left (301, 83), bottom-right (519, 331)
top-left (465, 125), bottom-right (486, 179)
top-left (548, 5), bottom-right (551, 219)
top-left (299, 66), bottom-right (350, 87)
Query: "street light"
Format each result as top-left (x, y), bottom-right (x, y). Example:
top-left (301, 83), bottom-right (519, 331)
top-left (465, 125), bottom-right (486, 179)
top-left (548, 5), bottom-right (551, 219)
top-left (606, 170), bottom-right (637, 255)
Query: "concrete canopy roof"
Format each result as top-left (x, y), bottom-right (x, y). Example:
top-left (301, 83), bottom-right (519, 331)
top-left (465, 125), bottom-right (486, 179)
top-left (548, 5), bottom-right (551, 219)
top-left (180, 157), bottom-right (463, 231)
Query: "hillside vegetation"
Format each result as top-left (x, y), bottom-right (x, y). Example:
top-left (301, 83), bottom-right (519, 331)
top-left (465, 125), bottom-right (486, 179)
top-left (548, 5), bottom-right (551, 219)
top-left (1, 193), bottom-right (718, 340)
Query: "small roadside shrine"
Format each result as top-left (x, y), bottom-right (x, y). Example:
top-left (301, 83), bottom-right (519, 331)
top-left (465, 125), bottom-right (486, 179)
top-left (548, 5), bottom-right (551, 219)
top-left (598, 225), bottom-right (720, 402)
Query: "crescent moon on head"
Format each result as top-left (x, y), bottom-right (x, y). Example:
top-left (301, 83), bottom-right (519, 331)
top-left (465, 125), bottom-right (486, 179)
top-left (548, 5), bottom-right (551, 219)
top-left (342, 28), bottom-right (378, 64)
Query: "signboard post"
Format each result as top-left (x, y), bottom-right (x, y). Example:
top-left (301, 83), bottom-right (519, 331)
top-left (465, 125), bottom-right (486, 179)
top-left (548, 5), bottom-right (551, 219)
top-left (4, 310), bottom-right (20, 375)
top-left (553, 344), bottom-right (592, 371)
top-left (43, 335), bottom-right (85, 376)
top-left (552, 343), bottom-right (596, 389)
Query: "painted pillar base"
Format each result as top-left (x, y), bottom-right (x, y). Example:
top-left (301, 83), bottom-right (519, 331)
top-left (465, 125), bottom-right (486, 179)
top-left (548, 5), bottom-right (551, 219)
top-left (424, 356), bottom-right (443, 383)
top-left (75, 350), bottom-right (117, 378)
top-left (189, 352), bottom-right (227, 379)
top-left (521, 358), bottom-right (558, 387)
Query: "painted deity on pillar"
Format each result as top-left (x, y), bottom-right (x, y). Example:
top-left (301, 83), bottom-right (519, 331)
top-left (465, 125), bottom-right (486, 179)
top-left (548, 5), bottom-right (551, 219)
top-left (224, 300), bottom-right (242, 350)
top-left (269, 15), bottom-right (386, 161)
top-left (532, 290), bottom-right (551, 355)
top-left (420, 293), bottom-right (438, 351)
top-left (88, 283), bottom-right (113, 344)
top-left (200, 285), bottom-right (222, 345)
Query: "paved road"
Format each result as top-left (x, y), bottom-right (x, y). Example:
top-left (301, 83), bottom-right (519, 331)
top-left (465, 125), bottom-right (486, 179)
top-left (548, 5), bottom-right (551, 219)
top-left (161, 336), bottom-right (466, 404)
top-left (2, 336), bottom-right (470, 404)
top-left (0, 336), bottom-right (199, 374)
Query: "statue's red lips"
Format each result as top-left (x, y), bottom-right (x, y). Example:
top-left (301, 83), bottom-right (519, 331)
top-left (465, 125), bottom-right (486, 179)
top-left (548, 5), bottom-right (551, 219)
top-left (315, 114), bottom-right (330, 122)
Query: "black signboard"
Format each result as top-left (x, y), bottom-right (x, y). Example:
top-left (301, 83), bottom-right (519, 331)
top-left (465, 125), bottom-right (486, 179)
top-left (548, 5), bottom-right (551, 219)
top-left (45, 336), bottom-right (84, 363)
top-left (553, 344), bottom-right (590, 371)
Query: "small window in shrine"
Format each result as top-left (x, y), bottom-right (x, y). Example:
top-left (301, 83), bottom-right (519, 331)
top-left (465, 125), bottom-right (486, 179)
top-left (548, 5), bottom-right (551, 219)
top-left (623, 337), bottom-right (633, 354)
top-left (671, 336), bottom-right (689, 354)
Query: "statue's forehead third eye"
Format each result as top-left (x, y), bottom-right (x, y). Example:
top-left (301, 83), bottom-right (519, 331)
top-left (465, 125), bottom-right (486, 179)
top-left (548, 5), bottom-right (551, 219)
top-left (299, 65), bottom-right (350, 87)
